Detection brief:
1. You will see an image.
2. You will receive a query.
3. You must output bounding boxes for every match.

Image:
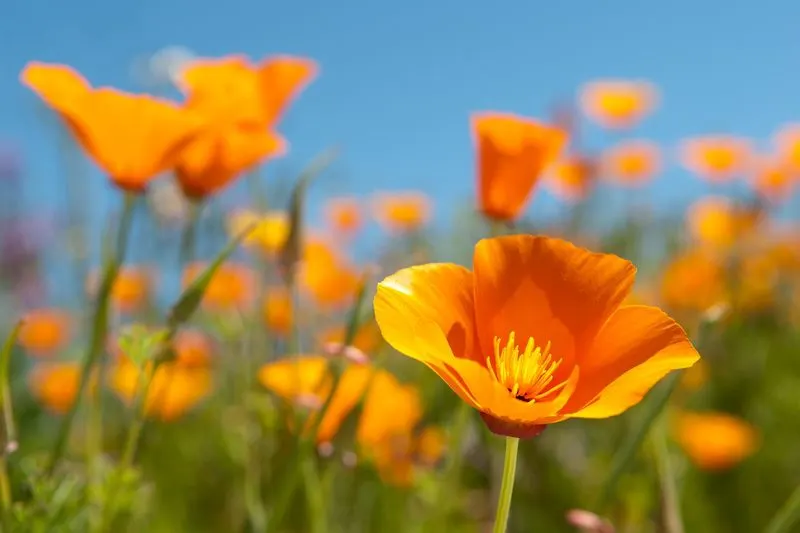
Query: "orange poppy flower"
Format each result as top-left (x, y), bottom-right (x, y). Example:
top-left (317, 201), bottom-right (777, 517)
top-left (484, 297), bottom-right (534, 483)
top-left (263, 287), bottom-right (293, 337)
top-left (773, 123), bottom-right (800, 175)
top-left (256, 55), bottom-right (319, 128)
top-left (374, 235), bottom-right (699, 438)
top-left (319, 320), bottom-right (383, 356)
top-left (182, 261), bottom-right (256, 311)
top-left (579, 80), bottom-right (657, 130)
top-left (601, 140), bottom-right (661, 186)
top-left (87, 266), bottom-right (153, 314)
top-left (227, 209), bottom-right (290, 255)
top-left (371, 191), bottom-right (433, 233)
top-left (686, 196), bottom-right (759, 250)
top-left (735, 252), bottom-right (781, 313)
top-left (28, 363), bottom-right (83, 415)
top-left (472, 113), bottom-right (567, 221)
top-left (749, 158), bottom-right (796, 204)
top-left (21, 62), bottom-right (206, 192)
top-left (111, 360), bottom-right (212, 422)
top-left (18, 308), bottom-right (72, 357)
top-left (674, 411), bottom-right (758, 471)
top-left (679, 136), bottom-right (752, 183)
top-left (173, 330), bottom-right (213, 367)
top-left (299, 238), bottom-right (362, 308)
top-left (414, 426), bottom-right (447, 467)
top-left (545, 154), bottom-right (597, 202)
top-left (325, 196), bottom-right (363, 236)
top-left (660, 250), bottom-right (727, 312)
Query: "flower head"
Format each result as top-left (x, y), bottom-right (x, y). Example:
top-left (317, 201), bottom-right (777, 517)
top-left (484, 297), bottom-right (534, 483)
top-left (601, 140), bottom-right (661, 186)
top-left (660, 250), bottom-right (727, 312)
top-left (29, 362), bottom-right (83, 414)
top-left (679, 136), bottom-right (753, 183)
top-left (371, 192), bottom-right (432, 233)
top-left (546, 154), bottom-right (597, 202)
top-left (325, 196), bottom-right (363, 236)
top-left (182, 261), bottom-right (256, 312)
top-left (374, 235), bottom-right (699, 438)
top-left (674, 411), bottom-right (758, 470)
top-left (579, 80), bottom-right (657, 130)
top-left (472, 113), bottom-right (567, 221)
top-left (18, 308), bottom-right (72, 357)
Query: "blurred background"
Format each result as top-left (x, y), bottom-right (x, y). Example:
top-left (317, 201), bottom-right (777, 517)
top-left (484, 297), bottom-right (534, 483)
top-left (1, 1), bottom-right (800, 532)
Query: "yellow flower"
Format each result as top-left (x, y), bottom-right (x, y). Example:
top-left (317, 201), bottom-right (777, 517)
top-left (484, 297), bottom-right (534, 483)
top-left (227, 209), bottom-right (290, 255)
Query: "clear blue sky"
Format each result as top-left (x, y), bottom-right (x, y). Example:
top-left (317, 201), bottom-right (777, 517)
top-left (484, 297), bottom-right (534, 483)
top-left (2, 0), bottom-right (800, 228)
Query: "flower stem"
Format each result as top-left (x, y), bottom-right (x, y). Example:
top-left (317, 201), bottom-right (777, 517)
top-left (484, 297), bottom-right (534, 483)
top-left (300, 447), bottom-right (326, 533)
top-left (765, 483), bottom-right (800, 533)
top-left (653, 417), bottom-right (684, 533)
top-left (492, 436), bottom-right (520, 533)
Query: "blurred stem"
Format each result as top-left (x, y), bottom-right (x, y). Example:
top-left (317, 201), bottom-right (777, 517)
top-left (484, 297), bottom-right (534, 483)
top-left (48, 192), bottom-right (137, 476)
top-left (491, 437), bottom-right (519, 533)
top-left (652, 416), bottom-right (684, 533)
top-left (765, 484), bottom-right (800, 533)
top-left (0, 321), bottom-right (23, 531)
top-left (434, 401), bottom-right (472, 526)
top-left (301, 448), bottom-right (326, 533)
top-left (180, 199), bottom-right (203, 265)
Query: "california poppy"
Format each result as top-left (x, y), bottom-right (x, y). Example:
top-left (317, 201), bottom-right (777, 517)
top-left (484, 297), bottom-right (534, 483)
top-left (374, 235), bottom-right (699, 438)
top-left (299, 238), bottom-right (362, 308)
top-left (325, 196), bottom-right (363, 236)
top-left (87, 265), bottom-right (153, 314)
top-left (371, 191), bottom-right (433, 233)
top-left (28, 363), bottom-right (83, 414)
top-left (601, 140), bottom-right (661, 186)
top-left (579, 80), bottom-right (657, 130)
top-left (773, 124), bottom-right (800, 175)
top-left (686, 196), bottom-right (759, 250)
top-left (182, 261), bottom-right (256, 311)
top-left (227, 209), bottom-right (289, 255)
top-left (21, 62), bottom-right (206, 192)
top-left (749, 158), bottom-right (796, 204)
top-left (263, 287), bottom-right (293, 337)
top-left (545, 154), bottom-right (597, 202)
top-left (472, 113), bottom-right (567, 221)
top-left (18, 308), bottom-right (72, 357)
top-left (660, 250), bottom-right (727, 312)
top-left (679, 136), bottom-right (752, 183)
top-left (173, 330), bottom-right (214, 368)
top-left (674, 411), bottom-right (758, 471)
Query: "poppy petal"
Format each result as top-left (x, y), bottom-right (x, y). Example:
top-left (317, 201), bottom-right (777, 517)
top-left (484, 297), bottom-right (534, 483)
top-left (564, 305), bottom-right (699, 418)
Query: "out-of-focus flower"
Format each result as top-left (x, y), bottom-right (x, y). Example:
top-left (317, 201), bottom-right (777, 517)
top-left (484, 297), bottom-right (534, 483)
top-left (674, 411), bottom-right (758, 471)
top-left (414, 426), bottom-right (447, 467)
top-left (472, 113), bottom-right (567, 221)
top-left (374, 235), bottom-right (699, 438)
top-left (601, 140), bottom-right (661, 186)
top-left (773, 123), bottom-right (800, 175)
top-left (566, 509), bottom-right (615, 533)
top-left (318, 320), bottom-right (383, 356)
top-left (299, 238), bottom-right (362, 308)
top-left (263, 287), bottom-right (293, 337)
top-left (735, 252), bottom-right (781, 313)
top-left (660, 250), bottom-right (727, 312)
top-left (182, 261), bottom-right (256, 312)
top-left (578, 80), bottom-right (657, 130)
top-left (679, 136), bottom-right (752, 183)
top-left (111, 359), bottom-right (213, 421)
top-left (21, 62), bottom-right (206, 192)
top-left (325, 196), bottom-right (363, 237)
top-left (227, 209), bottom-right (289, 255)
top-left (87, 266), bottom-right (153, 314)
top-left (749, 158), bottom-right (796, 204)
top-left (371, 191), bottom-right (432, 233)
top-left (546, 154), bottom-right (597, 202)
top-left (174, 55), bottom-right (317, 199)
top-left (686, 196), bottom-right (760, 250)
top-left (28, 362), bottom-right (83, 414)
top-left (18, 308), bottom-right (72, 357)
top-left (173, 329), bottom-right (213, 367)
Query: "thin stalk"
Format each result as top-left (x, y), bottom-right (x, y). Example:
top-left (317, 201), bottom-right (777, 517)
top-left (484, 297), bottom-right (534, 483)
top-left (765, 484), bottom-right (800, 533)
top-left (434, 401), bottom-right (472, 526)
top-left (0, 321), bottom-right (24, 531)
top-left (180, 200), bottom-right (203, 265)
top-left (653, 417), bottom-right (684, 533)
top-left (492, 437), bottom-right (520, 533)
top-left (300, 448), bottom-right (326, 533)
top-left (48, 192), bottom-right (137, 475)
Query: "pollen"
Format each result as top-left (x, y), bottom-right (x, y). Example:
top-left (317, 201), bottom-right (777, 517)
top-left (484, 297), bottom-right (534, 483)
top-left (486, 332), bottom-right (566, 402)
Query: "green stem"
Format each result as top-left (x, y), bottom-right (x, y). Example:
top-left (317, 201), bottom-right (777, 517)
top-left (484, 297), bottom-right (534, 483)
top-left (48, 192), bottom-right (137, 476)
top-left (653, 417), bottom-right (684, 533)
top-left (180, 200), bottom-right (202, 265)
top-left (300, 448), bottom-right (326, 533)
top-left (765, 484), bottom-right (800, 533)
top-left (0, 321), bottom-right (23, 532)
top-left (435, 402), bottom-right (472, 526)
top-left (492, 437), bottom-right (520, 533)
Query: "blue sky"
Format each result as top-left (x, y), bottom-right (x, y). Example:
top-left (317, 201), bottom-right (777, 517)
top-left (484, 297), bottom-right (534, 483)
top-left (2, 0), bottom-right (800, 231)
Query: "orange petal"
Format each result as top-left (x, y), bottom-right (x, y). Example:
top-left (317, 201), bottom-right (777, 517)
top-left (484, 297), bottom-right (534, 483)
top-left (374, 263), bottom-right (479, 365)
top-left (564, 305), bottom-right (699, 418)
top-left (257, 56), bottom-right (318, 129)
top-left (472, 113), bottom-right (567, 221)
top-left (258, 356), bottom-right (329, 399)
top-left (21, 62), bottom-right (91, 110)
top-left (472, 235), bottom-right (635, 381)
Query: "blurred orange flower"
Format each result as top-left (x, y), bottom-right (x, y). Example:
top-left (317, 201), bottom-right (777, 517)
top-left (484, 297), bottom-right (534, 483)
top-left (546, 154), bottom-right (597, 202)
top-left (374, 235), bottom-right (699, 438)
top-left (686, 196), bottom-right (759, 250)
top-left (371, 192), bottom-right (432, 233)
top-left (263, 287), bottom-right (293, 337)
top-left (472, 113), bottom-right (567, 221)
top-left (227, 209), bottom-right (290, 255)
top-left (735, 252), bottom-right (781, 313)
top-left (414, 426), bottom-right (447, 467)
top-left (111, 359), bottom-right (213, 421)
top-left (182, 262), bottom-right (256, 311)
top-left (21, 62), bottom-right (206, 192)
top-left (679, 136), bottom-right (752, 183)
top-left (18, 308), bottom-right (72, 357)
top-left (773, 123), bottom-right (800, 175)
top-left (173, 330), bottom-right (213, 367)
top-left (87, 266), bottom-right (153, 314)
top-left (325, 196), bottom-right (363, 236)
top-left (29, 363), bottom-right (84, 415)
top-left (674, 411), bottom-right (758, 471)
top-left (319, 320), bottom-right (383, 356)
top-left (660, 250), bottom-right (727, 312)
top-left (579, 80), bottom-right (657, 130)
top-left (749, 158), bottom-right (796, 204)
top-left (601, 140), bottom-right (661, 186)
top-left (300, 238), bottom-right (362, 308)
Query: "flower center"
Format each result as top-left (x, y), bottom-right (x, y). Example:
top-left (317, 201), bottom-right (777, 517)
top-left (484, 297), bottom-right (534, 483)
top-left (486, 332), bottom-right (566, 402)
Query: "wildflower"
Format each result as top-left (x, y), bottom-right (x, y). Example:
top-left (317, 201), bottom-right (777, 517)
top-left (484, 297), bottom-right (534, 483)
top-left (750, 158), bottom-right (795, 204)
top-left (374, 235), bottom-right (699, 438)
top-left (679, 136), bottom-right (752, 183)
top-left (773, 123), bottom-right (800, 175)
top-left (546, 154), bottom-right (597, 202)
top-left (21, 62), bottom-right (206, 192)
top-left (578, 80), bottom-right (657, 130)
top-left (472, 113), bottom-right (567, 221)
top-left (601, 140), bottom-right (661, 186)
top-left (371, 191), bottom-right (432, 233)
top-left (318, 320), bottom-right (383, 356)
top-left (325, 196), bottom-right (363, 236)
top-left (299, 238), bottom-right (362, 308)
top-left (182, 261), bottom-right (256, 311)
top-left (173, 330), bottom-right (213, 367)
top-left (87, 266), bottom-right (153, 314)
top-left (686, 196), bottom-right (760, 250)
top-left (263, 287), bottom-right (293, 336)
top-left (28, 362), bottom-right (83, 414)
top-left (660, 250), bottom-right (727, 312)
top-left (674, 411), bottom-right (758, 470)
top-left (227, 209), bottom-right (289, 255)
top-left (18, 308), bottom-right (72, 357)
top-left (414, 426), bottom-right (447, 467)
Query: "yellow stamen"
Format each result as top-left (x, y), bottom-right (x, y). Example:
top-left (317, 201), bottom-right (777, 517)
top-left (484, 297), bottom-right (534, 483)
top-left (486, 332), bottom-right (566, 402)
